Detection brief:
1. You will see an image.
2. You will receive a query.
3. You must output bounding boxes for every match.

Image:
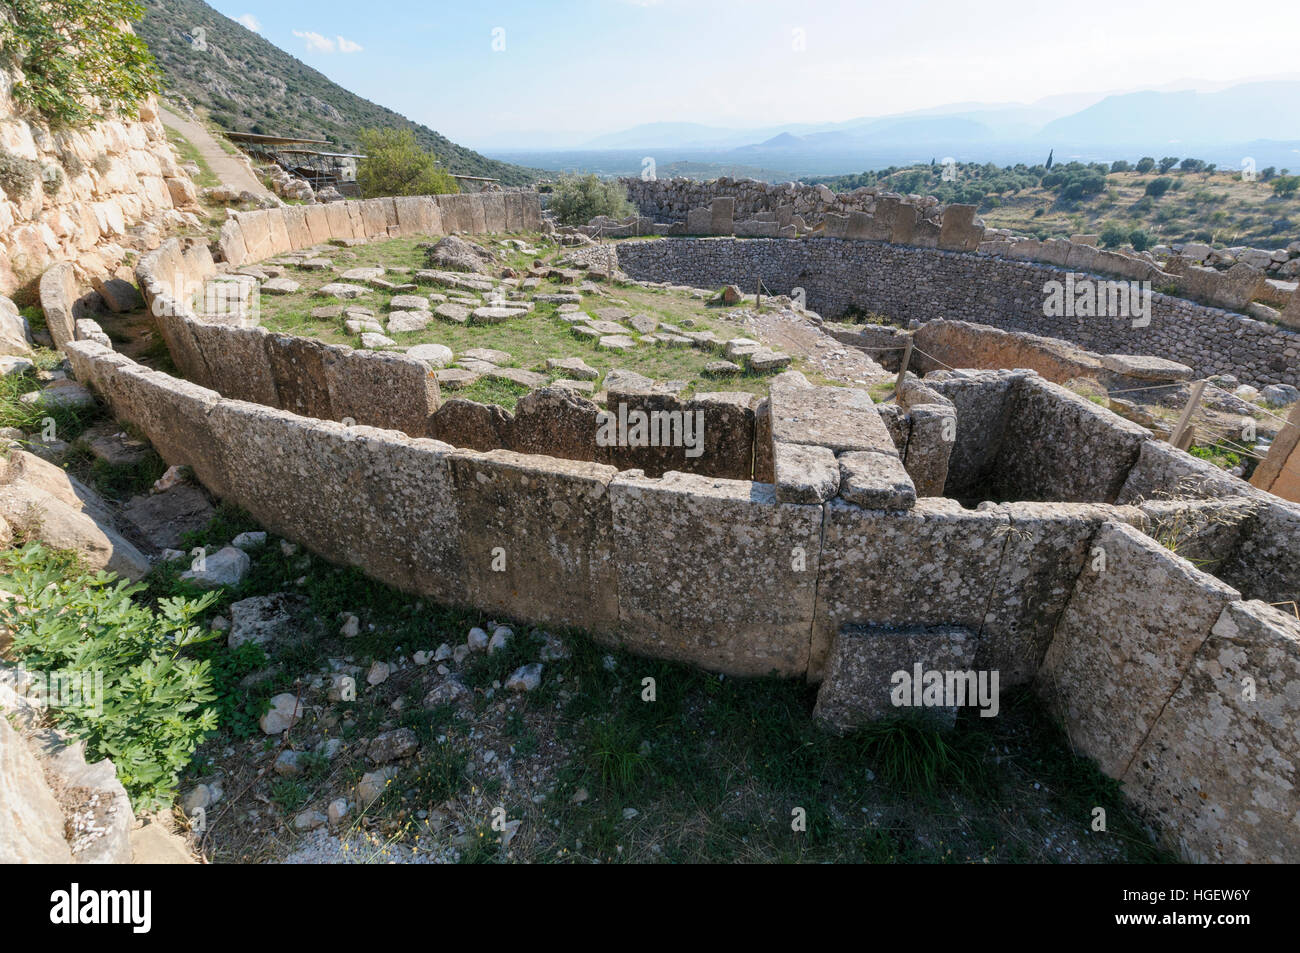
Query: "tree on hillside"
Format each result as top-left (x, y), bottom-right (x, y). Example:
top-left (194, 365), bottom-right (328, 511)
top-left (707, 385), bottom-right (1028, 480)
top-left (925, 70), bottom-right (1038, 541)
top-left (355, 128), bottom-right (458, 198)
top-left (1272, 176), bottom-right (1300, 198)
top-left (550, 173), bottom-right (633, 226)
top-left (0, 0), bottom-right (158, 125)
top-left (1158, 156), bottom-right (1180, 173)
top-left (1135, 157), bottom-right (1156, 173)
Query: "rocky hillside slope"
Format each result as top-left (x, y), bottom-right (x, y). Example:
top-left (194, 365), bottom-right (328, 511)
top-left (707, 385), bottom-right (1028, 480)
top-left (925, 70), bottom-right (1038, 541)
top-left (136, 0), bottom-right (538, 187)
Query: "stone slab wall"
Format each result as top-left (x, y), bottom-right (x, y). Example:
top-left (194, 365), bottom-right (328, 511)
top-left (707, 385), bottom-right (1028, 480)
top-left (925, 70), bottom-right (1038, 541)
top-left (63, 334), bottom-right (1300, 860)
top-left (614, 238), bottom-right (1299, 389)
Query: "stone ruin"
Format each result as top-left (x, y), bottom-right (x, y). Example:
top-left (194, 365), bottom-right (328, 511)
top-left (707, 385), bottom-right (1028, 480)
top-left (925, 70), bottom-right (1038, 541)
top-left (24, 188), bottom-right (1293, 865)
top-left (621, 176), bottom-right (1300, 326)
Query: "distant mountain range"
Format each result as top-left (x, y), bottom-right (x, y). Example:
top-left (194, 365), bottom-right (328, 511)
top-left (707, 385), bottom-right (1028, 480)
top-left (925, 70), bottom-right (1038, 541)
top-left (480, 81), bottom-right (1300, 181)
top-left (135, 0), bottom-right (539, 185)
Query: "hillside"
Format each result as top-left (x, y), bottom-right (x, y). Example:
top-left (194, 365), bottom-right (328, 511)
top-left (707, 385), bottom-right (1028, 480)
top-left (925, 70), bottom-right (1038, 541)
top-left (810, 162), bottom-right (1300, 248)
top-left (134, 0), bottom-right (539, 186)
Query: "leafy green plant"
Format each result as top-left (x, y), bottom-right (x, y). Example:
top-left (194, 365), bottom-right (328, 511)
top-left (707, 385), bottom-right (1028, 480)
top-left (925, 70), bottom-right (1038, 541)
top-left (0, 543), bottom-right (220, 810)
top-left (549, 173), bottom-right (633, 226)
top-left (0, 0), bottom-right (159, 126)
top-left (356, 127), bottom-right (459, 198)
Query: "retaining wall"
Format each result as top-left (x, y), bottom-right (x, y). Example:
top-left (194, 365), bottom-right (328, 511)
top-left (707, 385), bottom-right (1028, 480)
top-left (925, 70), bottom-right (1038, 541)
top-left (614, 238), bottom-right (1299, 389)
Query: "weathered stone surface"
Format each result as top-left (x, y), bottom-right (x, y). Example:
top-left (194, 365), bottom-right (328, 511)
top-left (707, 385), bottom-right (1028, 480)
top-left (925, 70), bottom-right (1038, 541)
top-left (430, 398), bottom-right (513, 451)
top-left (1100, 353), bottom-right (1195, 382)
top-left (406, 343), bottom-right (454, 368)
top-left (812, 499), bottom-right (1008, 679)
top-left (509, 386), bottom-right (602, 462)
top-left (610, 471), bottom-right (822, 676)
top-left (386, 311), bottom-right (430, 334)
top-left (260, 277), bottom-right (300, 296)
top-left (1218, 496), bottom-right (1300, 606)
top-left (1123, 600), bottom-right (1300, 863)
top-left (434, 367), bottom-right (478, 389)
top-left (838, 451), bottom-right (917, 510)
top-left (768, 370), bottom-right (894, 455)
top-left (449, 450), bottom-right (619, 631)
top-left (814, 624), bottom-right (979, 732)
top-left (1037, 521), bottom-right (1240, 778)
top-left (0, 716), bottom-right (74, 863)
top-left (546, 356), bottom-right (598, 380)
top-left (983, 502), bottom-right (1140, 685)
top-left (91, 276), bottom-right (144, 312)
top-left (993, 376), bottom-right (1150, 503)
top-left (323, 348), bottom-right (438, 436)
top-left (121, 484), bottom-right (215, 550)
top-left (315, 282), bottom-right (370, 299)
top-left (774, 442), bottom-right (839, 503)
top-left (228, 593), bottom-right (306, 649)
top-left (1115, 439), bottom-right (1248, 504)
top-left (900, 401), bottom-right (955, 497)
top-left (265, 333), bottom-right (335, 419)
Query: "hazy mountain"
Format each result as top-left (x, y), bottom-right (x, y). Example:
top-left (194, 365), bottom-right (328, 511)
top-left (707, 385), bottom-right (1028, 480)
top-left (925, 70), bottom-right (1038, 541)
top-left (504, 82), bottom-right (1300, 179)
top-left (134, 0), bottom-right (540, 185)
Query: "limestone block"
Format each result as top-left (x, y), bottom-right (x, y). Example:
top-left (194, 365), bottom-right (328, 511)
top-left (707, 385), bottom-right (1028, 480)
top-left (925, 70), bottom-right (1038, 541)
top-left (217, 219), bottom-right (248, 268)
top-left (774, 442), bottom-right (839, 503)
top-left (37, 261), bottom-right (78, 350)
top-left (187, 322), bottom-right (278, 407)
top-left (610, 471), bottom-right (822, 676)
top-left (323, 348), bottom-right (439, 436)
top-left (992, 376), bottom-right (1150, 503)
top-left (837, 450), bottom-right (916, 509)
top-left (1036, 521), bottom-right (1240, 778)
top-left (685, 207), bottom-right (711, 235)
top-left (768, 370), bottom-right (894, 455)
top-left (449, 449), bottom-right (619, 631)
top-left (901, 403), bottom-right (955, 497)
top-left (709, 197), bottom-right (734, 235)
top-left (812, 498), bottom-right (1008, 679)
top-left (1122, 600), bottom-right (1300, 863)
top-left (304, 204), bottom-right (332, 246)
top-left (890, 203), bottom-right (918, 245)
top-left (429, 398), bottom-right (513, 451)
top-left (982, 501), bottom-right (1139, 685)
top-left (264, 333), bottom-right (337, 420)
top-left (1218, 496), bottom-right (1300, 606)
top-left (1115, 439), bottom-right (1249, 504)
top-left (0, 717), bottom-right (74, 862)
top-left (480, 193), bottom-right (508, 233)
top-left (813, 624), bottom-right (979, 732)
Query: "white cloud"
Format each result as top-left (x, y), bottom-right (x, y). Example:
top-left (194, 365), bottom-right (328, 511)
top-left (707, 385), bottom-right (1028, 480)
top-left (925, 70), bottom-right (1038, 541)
top-left (293, 30), bottom-right (335, 53)
top-left (235, 13), bottom-right (261, 33)
top-left (292, 30), bottom-right (363, 54)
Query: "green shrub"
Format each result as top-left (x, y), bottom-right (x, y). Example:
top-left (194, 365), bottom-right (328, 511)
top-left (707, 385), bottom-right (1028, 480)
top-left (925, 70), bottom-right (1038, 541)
top-left (0, 544), bottom-right (220, 810)
top-left (40, 163), bottom-right (63, 196)
top-left (0, 0), bottom-right (158, 125)
top-left (549, 173), bottom-right (634, 226)
top-left (1099, 224), bottom-right (1128, 248)
top-left (1135, 157), bottom-right (1156, 173)
top-left (1145, 177), bottom-right (1174, 198)
top-left (1128, 228), bottom-right (1152, 251)
top-left (356, 127), bottom-right (458, 198)
top-left (1271, 175), bottom-right (1300, 198)
top-left (0, 151), bottom-right (40, 200)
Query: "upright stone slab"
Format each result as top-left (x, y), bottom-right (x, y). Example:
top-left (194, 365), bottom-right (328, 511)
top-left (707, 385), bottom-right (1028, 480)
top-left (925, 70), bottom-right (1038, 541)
top-left (709, 197), bottom-right (734, 235)
top-left (610, 471), bottom-right (822, 676)
top-left (982, 501), bottom-right (1140, 685)
top-left (1036, 521), bottom-right (1240, 778)
top-left (812, 498), bottom-right (1009, 679)
top-left (264, 333), bottom-right (337, 419)
top-left (480, 193), bottom-right (508, 233)
top-left (992, 376), bottom-right (1150, 503)
top-left (448, 449), bottom-right (620, 632)
top-left (304, 204), bottom-right (333, 245)
top-left (814, 624), bottom-right (980, 732)
top-left (323, 348), bottom-right (439, 436)
top-left (1122, 600), bottom-right (1300, 863)
top-left (1217, 496), bottom-right (1300, 606)
top-left (1115, 439), bottom-right (1249, 503)
top-left (938, 204), bottom-right (982, 251)
top-left (187, 322), bottom-right (278, 406)
top-left (429, 398), bottom-right (513, 451)
top-left (686, 207), bottom-right (711, 235)
top-left (217, 219), bottom-right (248, 268)
top-left (890, 203), bottom-right (918, 245)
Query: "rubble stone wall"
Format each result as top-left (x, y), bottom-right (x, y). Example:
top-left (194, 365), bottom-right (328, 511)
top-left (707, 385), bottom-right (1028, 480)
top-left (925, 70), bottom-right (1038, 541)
top-left (614, 237), bottom-right (1299, 389)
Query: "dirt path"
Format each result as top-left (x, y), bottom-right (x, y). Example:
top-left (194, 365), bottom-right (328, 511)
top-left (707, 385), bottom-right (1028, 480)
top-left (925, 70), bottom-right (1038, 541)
top-left (159, 105), bottom-right (273, 199)
top-left (737, 307), bottom-right (892, 386)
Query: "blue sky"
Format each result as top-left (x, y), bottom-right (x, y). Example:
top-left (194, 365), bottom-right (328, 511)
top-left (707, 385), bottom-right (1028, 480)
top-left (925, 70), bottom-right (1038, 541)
top-left (207, 0), bottom-right (1300, 148)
